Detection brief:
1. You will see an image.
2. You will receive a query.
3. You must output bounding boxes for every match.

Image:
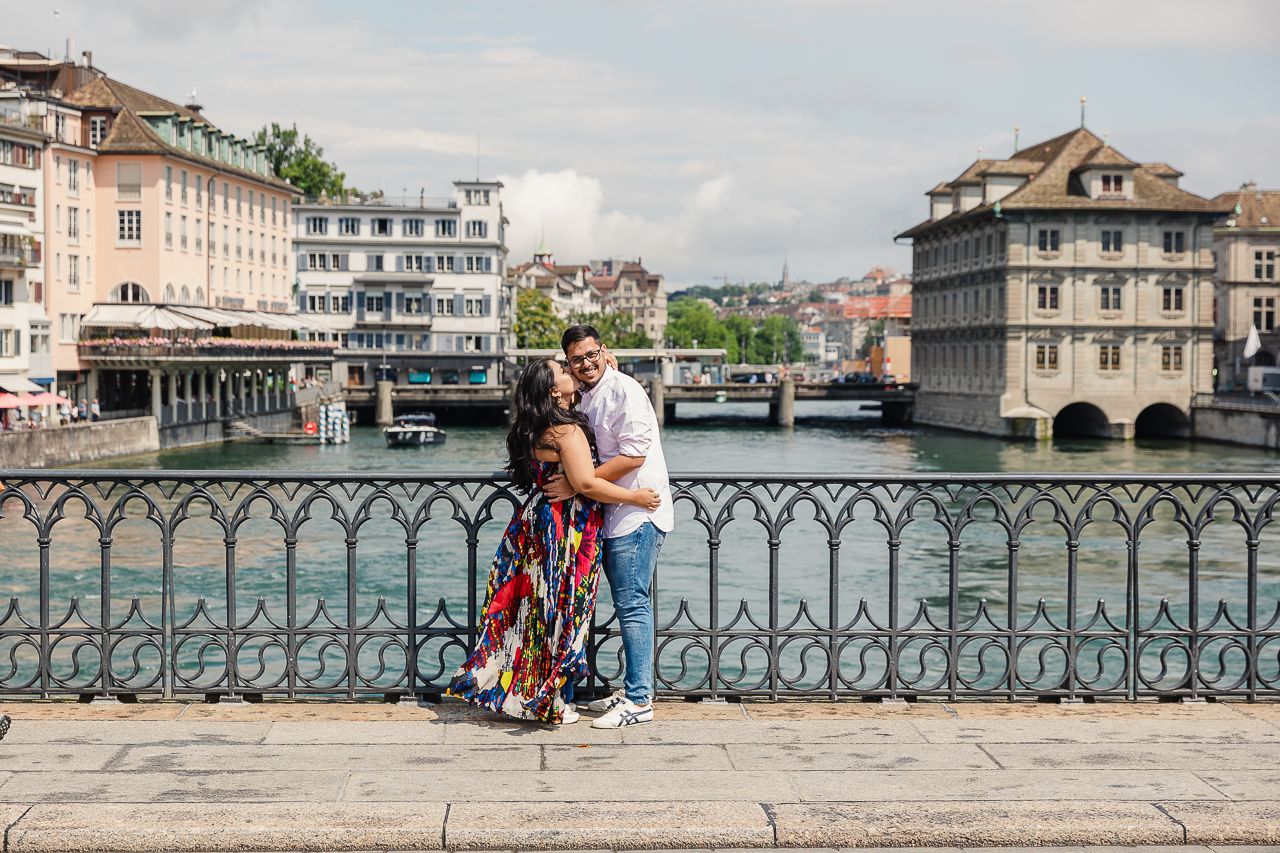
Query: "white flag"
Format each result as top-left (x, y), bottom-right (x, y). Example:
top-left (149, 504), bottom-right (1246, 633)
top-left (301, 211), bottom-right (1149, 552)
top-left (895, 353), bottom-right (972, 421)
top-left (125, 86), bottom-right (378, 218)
top-left (1244, 324), bottom-right (1262, 359)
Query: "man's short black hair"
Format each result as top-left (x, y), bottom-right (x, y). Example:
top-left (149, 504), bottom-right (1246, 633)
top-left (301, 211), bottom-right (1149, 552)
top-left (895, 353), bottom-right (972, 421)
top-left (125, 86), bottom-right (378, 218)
top-left (561, 324), bottom-right (602, 354)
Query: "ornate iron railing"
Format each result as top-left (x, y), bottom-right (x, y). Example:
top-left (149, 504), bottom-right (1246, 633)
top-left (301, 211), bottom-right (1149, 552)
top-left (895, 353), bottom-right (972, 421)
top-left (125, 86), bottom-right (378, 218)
top-left (1, 471), bottom-right (1277, 702)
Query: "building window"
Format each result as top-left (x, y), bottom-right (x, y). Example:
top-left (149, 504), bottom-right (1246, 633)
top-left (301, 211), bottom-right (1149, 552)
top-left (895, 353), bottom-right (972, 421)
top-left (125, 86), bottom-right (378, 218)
top-left (112, 282), bottom-right (149, 303)
top-left (466, 220), bottom-right (488, 238)
top-left (404, 295), bottom-right (423, 314)
top-left (68, 159), bottom-right (80, 195)
top-left (1161, 346), bottom-right (1184, 372)
top-left (222, 224), bottom-right (229, 258)
top-left (465, 254), bottom-right (490, 273)
top-left (67, 207), bottom-right (79, 243)
top-left (68, 255), bottom-right (80, 291)
top-left (236, 228), bottom-right (242, 260)
top-left (1099, 286), bottom-right (1122, 311)
top-left (366, 295), bottom-right (384, 313)
top-left (1162, 286), bottom-right (1184, 312)
top-left (1037, 229), bottom-right (1060, 252)
top-left (368, 254), bottom-right (384, 271)
top-left (236, 186), bottom-right (242, 217)
top-left (272, 197), bottom-right (278, 226)
top-left (372, 218), bottom-right (392, 236)
top-left (306, 216), bottom-right (328, 235)
top-left (464, 297), bottom-right (484, 316)
top-left (1035, 344), bottom-right (1058, 371)
top-left (435, 219), bottom-right (456, 238)
top-left (331, 294), bottom-right (350, 313)
top-left (339, 217), bottom-right (360, 235)
top-left (307, 252), bottom-right (329, 271)
top-left (1037, 285), bottom-right (1059, 310)
top-left (117, 163), bottom-right (142, 199)
top-left (247, 190), bottom-right (254, 220)
top-left (1101, 230), bottom-right (1123, 252)
top-left (89, 117), bottom-right (107, 147)
top-left (165, 212), bottom-right (174, 248)
top-left (998, 231), bottom-right (1007, 255)
top-left (180, 215), bottom-right (188, 250)
top-left (117, 210), bottom-right (142, 245)
top-left (165, 166), bottom-right (173, 202)
top-left (436, 254), bottom-right (455, 272)
top-left (405, 254), bottom-right (428, 272)
top-left (465, 189), bottom-right (491, 205)
top-left (195, 174), bottom-right (202, 209)
top-left (1254, 297), bottom-right (1276, 331)
top-left (1101, 174), bottom-right (1123, 193)
top-left (180, 170), bottom-right (189, 205)
top-left (404, 218), bottom-right (424, 237)
top-left (223, 182), bottom-right (230, 215)
top-left (196, 218), bottom-right (202, 253)
top-left (1099, 345), bottom-right (1121, 372)
top-left (1254, 251), bottom-right (1276, 280)
top-left (1162, 230), bottom-right (1185, 254)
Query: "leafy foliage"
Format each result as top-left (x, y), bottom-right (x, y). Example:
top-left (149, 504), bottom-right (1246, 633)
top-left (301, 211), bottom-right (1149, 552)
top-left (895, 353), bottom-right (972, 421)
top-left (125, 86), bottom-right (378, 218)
top-left (665, 298), bottom-right (735, 361)
top-left (514, 289), bottom-right (563, 349)
top-left (566, 310), bottom-right (653, 350)
top-left (751, 315), bottom-right (805, 363)
top-left (254, 123), bottom-right (349, 196)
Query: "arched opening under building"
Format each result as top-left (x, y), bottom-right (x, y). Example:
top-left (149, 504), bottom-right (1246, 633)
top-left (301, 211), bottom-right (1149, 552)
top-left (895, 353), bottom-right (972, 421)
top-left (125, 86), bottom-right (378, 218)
top-left (111, 282), bottom-right (150, 303)
top-left (1135, 403), bottom-right (1190, 439)
top-left (1255, 350), bottom-right (1278, 367)
top-left (1054, 402), bottom-right (1111, 439)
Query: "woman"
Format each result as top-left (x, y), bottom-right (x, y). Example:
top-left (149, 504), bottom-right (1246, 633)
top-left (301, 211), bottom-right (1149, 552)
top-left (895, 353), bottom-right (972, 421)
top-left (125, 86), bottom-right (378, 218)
top-left (447, 359), bottom-right (661, 724)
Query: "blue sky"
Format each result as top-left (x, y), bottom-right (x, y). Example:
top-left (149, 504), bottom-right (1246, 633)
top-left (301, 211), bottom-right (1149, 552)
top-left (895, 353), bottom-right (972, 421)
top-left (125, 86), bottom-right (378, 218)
top-left (10, 0), bottom-right (1280, 287)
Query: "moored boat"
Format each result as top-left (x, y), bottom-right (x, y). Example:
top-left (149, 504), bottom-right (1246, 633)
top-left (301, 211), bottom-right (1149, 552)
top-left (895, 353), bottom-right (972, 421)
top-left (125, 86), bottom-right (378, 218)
top-left (383, 412), bottom-right (447, 446)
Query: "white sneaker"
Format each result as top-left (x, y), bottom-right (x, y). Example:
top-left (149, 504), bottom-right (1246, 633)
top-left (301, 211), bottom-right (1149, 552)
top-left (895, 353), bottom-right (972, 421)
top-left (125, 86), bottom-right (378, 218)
top-left (587, 689), bottom-right (627, 713)
top-left (560, 706), bottom-right (580, 725)
top-left (590, 697), bottom-right (653, 729)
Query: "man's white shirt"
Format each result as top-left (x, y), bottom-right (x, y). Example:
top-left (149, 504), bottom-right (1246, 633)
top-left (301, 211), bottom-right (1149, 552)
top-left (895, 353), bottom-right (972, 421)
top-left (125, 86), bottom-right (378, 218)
top-left (577, 365), bottom-right (674, 539)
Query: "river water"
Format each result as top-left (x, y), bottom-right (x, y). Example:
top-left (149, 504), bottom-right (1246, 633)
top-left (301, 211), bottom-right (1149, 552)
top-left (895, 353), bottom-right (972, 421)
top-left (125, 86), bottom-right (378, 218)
top-left (4, 401), bottom-right (1277, 697)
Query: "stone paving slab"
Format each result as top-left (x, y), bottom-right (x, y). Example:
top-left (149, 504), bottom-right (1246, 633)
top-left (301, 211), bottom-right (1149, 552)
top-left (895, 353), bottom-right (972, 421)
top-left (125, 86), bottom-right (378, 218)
top-left (911, 719), bottom-right (1280, 743)
top-left (0, 702), bottom-right (185, 721)
top-left (442, 722), bottom-right (624, 745)
top-left (5, 802), bottom-right (448, 852)
top-left (0, 744), bottom-right (122, 771)
top-left (742, 702), bottom-right (953, 720)
top-left (944, 702), bottom-right (1252, 720)
top-left (618, 721), bottom-right (926, 745)
top-left (110, 744), bottom-right (539, 773)
top-left (1158, 801), bottom-right (1280, 844)
top-left (771, 801), bottom-right (1184, 847)
top-left (982, 742), bottom-right (1280, 770)
top-left (0, 771), bottom-right (349, 803)
top-left (1190, 769), bottom-right (1280, 800)
top-left (1, 720), bottom-right (273, 744)
top-left (541, 744), bottom-right (734, 771)
top-left (724, 743), bottom-right (995, 771)
top-left (445, 801), bottom-right (773, 850)
top-left (786, 769), bottom-right (1224, 802)
top-left (263, 721), bottom-right (446, 744)
top-left (342, 771), bottom-right (797, 803)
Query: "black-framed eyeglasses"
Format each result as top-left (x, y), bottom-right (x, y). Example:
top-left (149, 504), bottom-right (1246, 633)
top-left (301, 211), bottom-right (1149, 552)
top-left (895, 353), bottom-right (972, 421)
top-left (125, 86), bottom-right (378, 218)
top-left (567, 349), bottom-right (603, 369)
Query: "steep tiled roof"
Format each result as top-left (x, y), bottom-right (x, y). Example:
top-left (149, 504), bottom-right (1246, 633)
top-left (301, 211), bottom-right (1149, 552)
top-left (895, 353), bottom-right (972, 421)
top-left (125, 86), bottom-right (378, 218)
top-left (949, 159), bottom-right (994, 185)
top-left (1143, 163), bottom-right (1185, 179)
top-left (899, 127), bottom-right (1230, 238)
top-left (926, 182), bottom-right (952, 195)
top-left (1212, 189), bottom-right (1280, 229)
top-left (64, 75), bottom-right (291, 191)
top-left (980, 161), bottom-right (1043, 176)
top-left (1076, 144), bottom-right (1139, 168)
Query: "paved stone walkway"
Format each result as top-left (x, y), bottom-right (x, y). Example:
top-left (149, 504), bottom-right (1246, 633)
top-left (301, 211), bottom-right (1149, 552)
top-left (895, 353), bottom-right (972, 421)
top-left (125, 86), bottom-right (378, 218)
top-left (1, 698), bottom-right (1279, 851)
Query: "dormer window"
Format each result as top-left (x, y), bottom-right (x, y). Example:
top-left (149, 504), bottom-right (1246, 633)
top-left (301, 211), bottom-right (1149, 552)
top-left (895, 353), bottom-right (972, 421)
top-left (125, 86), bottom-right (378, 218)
top-left (1101, 174), bottom-right (1123, 193)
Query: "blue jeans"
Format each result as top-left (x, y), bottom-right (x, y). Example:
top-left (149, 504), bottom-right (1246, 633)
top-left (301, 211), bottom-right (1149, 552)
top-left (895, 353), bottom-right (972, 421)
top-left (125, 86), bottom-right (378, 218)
top-left (603, 521), bottom-right (665, 705)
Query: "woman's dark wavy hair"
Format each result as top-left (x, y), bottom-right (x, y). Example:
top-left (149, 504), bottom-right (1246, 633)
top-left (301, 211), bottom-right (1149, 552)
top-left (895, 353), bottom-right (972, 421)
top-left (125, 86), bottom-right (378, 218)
top-left (505, 359), bottom-right (596, 493)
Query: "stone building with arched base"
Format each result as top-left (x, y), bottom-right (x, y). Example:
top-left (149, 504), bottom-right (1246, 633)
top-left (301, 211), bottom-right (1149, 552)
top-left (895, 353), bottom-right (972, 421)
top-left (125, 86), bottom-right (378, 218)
top-left (898, 126), bottom-right (1230, 440)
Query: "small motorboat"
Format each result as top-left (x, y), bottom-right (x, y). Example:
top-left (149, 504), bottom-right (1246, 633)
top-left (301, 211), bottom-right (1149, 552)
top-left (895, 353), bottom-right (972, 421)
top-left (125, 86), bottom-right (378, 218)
top-left (383, 412), bottom-right (447, 447)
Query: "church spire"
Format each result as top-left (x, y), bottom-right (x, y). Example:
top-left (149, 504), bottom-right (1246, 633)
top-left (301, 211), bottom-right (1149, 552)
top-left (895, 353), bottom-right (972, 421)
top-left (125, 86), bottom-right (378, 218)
top-left (534, 230), bottom-right (552, 266)
top-left (781, 257), bottom-right (790, 288)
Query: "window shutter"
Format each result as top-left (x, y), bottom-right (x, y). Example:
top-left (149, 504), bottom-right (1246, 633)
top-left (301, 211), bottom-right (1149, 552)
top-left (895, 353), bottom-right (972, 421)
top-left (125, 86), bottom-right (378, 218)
top-left (482, 294), bottom-right (492, 316)
top-left (383, 292), bottom-right (393, 320)
top-left (366, 252), bottom-right (377, 270)
top-left (481, 335), bottom-right (491, 352)
top-left (426, 256), bottom-right (434, 273)
top-left (396, 292), bottom-right (405, 314)
top-left (396, 255), bottom-right (404, 273)
top-left (427, 293), bottom-right (435, 316)
top-left (323, 293), bottom-right (331, 314)
top-left (455, 335), bottom-right (464, 352)
top-left (356, 291), bottom-right (366, 321)
top-left (298, 291), bottom-right (307, 313)
top-left (297, 253), bottom-right (306, 271)
top-left (339, 254), bottom-right (349, 272)
top-left (453, 294), bottom-right (464, 316)
top-left (498, 295), bottom-right (505, 316)
top-left (456, 255), bottom-right (464, 274)
top-left (484, 257), bottom-right (492, 273)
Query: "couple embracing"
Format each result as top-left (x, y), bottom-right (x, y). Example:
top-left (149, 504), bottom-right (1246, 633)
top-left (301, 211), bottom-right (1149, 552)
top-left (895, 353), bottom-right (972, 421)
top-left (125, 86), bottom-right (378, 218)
top-left (447, 324), bottom-right (673, 727)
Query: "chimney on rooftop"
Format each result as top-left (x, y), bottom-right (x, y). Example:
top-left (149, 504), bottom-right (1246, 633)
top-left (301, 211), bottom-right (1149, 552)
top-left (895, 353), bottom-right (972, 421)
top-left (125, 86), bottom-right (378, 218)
top-left (81, 51), bottom-right (91, 68)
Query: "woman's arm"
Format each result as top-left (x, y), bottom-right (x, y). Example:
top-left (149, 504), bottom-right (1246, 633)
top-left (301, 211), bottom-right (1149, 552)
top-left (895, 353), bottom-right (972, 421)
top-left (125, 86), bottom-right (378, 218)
top-left (552, 425), bottom-right (661, 509)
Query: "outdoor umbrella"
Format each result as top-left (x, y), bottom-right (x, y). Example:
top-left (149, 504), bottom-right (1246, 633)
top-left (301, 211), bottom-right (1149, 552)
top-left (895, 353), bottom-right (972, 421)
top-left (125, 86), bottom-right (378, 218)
top-left (0, 393), bottom-right (21, 408)
top-left (24, 392), bottom-right (72, 406)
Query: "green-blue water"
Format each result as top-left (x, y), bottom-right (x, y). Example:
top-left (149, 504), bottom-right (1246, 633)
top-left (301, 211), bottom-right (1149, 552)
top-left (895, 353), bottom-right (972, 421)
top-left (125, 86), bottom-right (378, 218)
top-left (3, 401), bottom-right (1277, 696)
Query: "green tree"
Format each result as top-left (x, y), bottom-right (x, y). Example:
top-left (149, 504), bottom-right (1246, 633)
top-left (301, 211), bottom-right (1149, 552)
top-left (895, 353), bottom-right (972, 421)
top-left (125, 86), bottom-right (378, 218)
top-left (751, 315), bottom-right (804, 364)
top-left (514, 289), bottom-right (562, 349)
top-left (723, 314), bottom-right (755, 364)
top-left (567, 310), bottom-right (652, 349)
top-left (254, 123), bottom-right (348, 196)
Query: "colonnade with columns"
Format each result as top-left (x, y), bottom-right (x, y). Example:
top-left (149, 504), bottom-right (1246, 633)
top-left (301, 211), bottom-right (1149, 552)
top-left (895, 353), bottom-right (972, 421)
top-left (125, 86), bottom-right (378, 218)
top-left (146, 364), bottom-right (294, 424)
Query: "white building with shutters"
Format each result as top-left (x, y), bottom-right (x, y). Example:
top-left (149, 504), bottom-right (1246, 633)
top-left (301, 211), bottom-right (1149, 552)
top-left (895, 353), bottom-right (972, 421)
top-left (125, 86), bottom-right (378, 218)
top-left (291, 181), bottom-right (513, 388)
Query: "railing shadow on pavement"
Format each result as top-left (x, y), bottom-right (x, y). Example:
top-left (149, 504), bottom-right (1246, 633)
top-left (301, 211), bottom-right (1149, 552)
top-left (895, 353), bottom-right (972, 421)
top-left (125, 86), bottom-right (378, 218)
top-left (0, 471), bottom-right (1277, 703)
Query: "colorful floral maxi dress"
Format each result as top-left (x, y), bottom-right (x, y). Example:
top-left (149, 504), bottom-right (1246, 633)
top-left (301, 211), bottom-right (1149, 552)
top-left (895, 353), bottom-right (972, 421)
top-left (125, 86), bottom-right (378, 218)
top-left (447, 460), bottom-right (603, 723)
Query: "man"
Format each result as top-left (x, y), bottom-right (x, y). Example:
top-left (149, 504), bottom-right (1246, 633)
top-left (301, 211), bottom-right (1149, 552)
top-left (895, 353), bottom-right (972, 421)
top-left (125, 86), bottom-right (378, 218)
top-left (90, 399), bottom-right (100, 422)
top-left (547, 324), bottom-right (674, 728)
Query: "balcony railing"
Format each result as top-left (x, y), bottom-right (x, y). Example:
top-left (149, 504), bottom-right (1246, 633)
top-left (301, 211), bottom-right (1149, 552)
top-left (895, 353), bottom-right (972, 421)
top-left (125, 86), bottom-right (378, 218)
top-left (0, 472), bottom-right (1277, 702)
top-left (78, 339), bottom-right (339, 361)
top-left (295, 193), bottom-right (456, 209)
